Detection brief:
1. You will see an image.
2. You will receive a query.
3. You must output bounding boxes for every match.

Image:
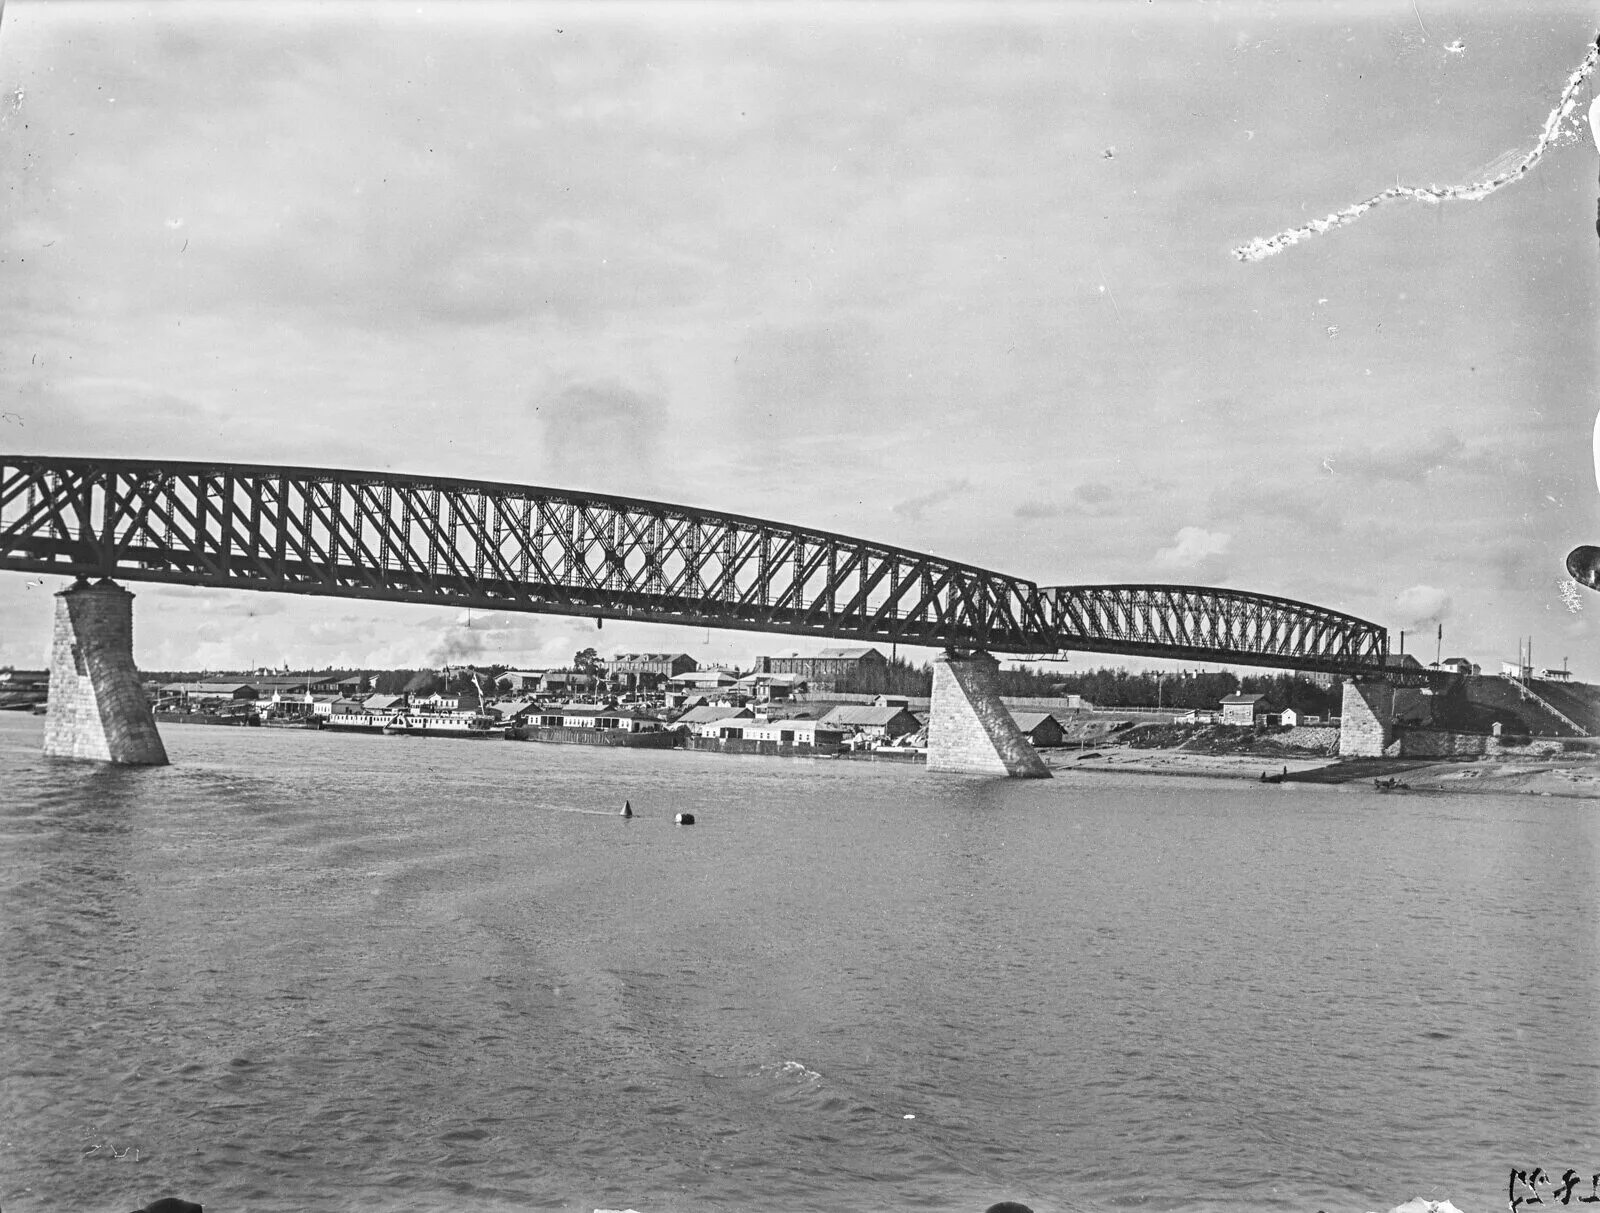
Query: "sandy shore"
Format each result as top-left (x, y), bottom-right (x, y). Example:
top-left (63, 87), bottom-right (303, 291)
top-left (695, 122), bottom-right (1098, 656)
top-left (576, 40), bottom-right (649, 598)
top-left (1049, 747), bottom-right (1600, 799)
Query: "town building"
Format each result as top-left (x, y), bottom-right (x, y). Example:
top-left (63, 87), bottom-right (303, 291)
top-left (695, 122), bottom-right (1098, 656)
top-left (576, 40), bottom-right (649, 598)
top-left (668, 667), bottom-right (740, 692)
top-left (600, 652), bottom-right (698, 689)
top-left (247, 674), bottom-right (344, 697)
top-left (818, 703), bottom-right (920, 740)
top-left (414, 687), bottom-right (482, 713)
top-left (496, 669), bottom-right (548, 693)
top-left (160, 681), bottom-right (260, 705)
top-left (733, 671), bottom-right (806, 703)
top-left (759, 647), bottom-right (889, 694)
top-left (738, 718), bottom-right (847, 747)
top-left (1435, 657), bottom-right (1477, 676)
top-left (1218, 693), bottom-right (1269, 726)
top-left (539, 668), bottom-right (599, 695)
top-left (529, 705), bottom-right (667, 732)
top-left (675, 703), bottom-right (755, 738)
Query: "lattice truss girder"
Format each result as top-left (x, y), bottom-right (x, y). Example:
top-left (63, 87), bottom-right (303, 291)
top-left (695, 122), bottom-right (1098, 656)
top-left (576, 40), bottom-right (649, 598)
top-left (0, 458), bottom-right (1045, 651)
top-left (0, 456), bottom-right (1389, 670)
top-left (1042, 585), bottom-right (1388, 670)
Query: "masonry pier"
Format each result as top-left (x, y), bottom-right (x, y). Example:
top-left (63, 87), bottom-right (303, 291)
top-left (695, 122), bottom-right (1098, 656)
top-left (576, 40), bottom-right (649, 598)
top-left (43, 579), bottom-right (168, 765)
top-left (927, 650), bottom-right (1052, 778)
top-left (1338, 678), bottom-right (1395, 758)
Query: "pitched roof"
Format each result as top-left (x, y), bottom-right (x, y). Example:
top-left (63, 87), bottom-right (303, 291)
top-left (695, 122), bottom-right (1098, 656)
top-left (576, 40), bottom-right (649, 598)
top-left (814, 647), bottom-right (883, 661)
top-left (492, 698), bottom-right (537, 716)
top-left (1220, 693), bottom-right (1266, 705)
top-left (676, 704), bottom-right (753, 724)
top-left (821, 705), bottom-right (912, 726)
top-left (1009, 711), bottom-right (1062, 731)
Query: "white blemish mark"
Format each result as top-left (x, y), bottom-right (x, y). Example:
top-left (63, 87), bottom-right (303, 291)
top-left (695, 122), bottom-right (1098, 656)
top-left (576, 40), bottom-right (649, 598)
top-left (1321, 458), bottom-right (1336, 473)
top-left (1410, 0), bottom-right (1429, 40)
top-left (1234, 35), bottom-right (1600, 261)
top-left (1592, 400), bottom-right (1600, 494)
top-left (1445, 39), bottom-right (1466, 54)
top-left (1558, 578), bottom-right (1584, 612)
top-left (1325, 325), bottom-right (1340, 338)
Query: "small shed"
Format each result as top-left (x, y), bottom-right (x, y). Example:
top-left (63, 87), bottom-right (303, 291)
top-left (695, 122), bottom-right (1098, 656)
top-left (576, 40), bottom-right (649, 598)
top-left (1218, 693), bottom-right (1269, 726)
top-left (1009, 710), bottom-right (1066, 748)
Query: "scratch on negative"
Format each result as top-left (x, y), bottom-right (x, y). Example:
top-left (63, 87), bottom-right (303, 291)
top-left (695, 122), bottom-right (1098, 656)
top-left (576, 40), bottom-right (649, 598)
top-left (1233, 34), bottom-right (1600, 262)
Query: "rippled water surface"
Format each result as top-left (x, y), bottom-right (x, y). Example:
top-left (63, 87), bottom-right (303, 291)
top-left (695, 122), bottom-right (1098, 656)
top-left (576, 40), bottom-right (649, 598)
top-left (2, 713), bottom-right (1596, 1213)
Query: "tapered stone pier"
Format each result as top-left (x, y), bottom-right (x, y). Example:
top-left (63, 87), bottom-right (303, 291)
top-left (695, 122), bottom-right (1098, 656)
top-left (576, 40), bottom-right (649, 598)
top-left (43, 579), bottom-right (168, 765)
top-left (927, 649), bottom-right (1051, 778)
top-left (1337, 678), bottom-right (1395, 758)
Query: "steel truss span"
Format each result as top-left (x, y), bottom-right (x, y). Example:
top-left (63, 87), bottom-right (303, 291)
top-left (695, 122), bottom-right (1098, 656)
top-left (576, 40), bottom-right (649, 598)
top-left (1043, 584), bottom-right (1388, 673)
top-left (0, 456), bottom-right (1389, 671)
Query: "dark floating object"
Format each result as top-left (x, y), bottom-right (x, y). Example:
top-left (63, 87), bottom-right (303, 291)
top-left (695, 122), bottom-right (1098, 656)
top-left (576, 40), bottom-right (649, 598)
top-left (1567, 545), bottom-right (1600, 590)
top-left (985, 1203), bottom-right (1035, 1213)
top-left (130, 1200), bottom-right (203, 1213)
top-left (621, 800), bottom-right (633, 818)
top-left (675, 812), bottom-right (695, 825)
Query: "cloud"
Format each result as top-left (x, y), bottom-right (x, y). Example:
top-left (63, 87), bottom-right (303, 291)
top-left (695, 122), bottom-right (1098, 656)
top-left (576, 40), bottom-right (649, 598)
top-left (1153, 526), bottom-right (1231, 568)
top-left (1013, 498), bottom-right (1062, 520)
top-left (892, 478), bottom-right (971, 523)
top-left (1014, 481), bottom-right (1122, 521)
top-left (1392, 584), bottom-right (1452, 628)
top-left (531, 379), bottom-right (669, 489)
top-left (1340, 431), bottom-right (1473, 486)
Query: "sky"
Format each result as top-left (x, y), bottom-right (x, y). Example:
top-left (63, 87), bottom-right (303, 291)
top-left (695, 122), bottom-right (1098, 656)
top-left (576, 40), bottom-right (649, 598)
top-left (2, 0), bottom-right (1599, 679)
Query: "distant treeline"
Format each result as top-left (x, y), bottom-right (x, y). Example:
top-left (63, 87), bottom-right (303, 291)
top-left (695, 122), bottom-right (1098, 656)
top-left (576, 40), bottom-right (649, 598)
top-left (1007, 666), bottom-right (1339, 714)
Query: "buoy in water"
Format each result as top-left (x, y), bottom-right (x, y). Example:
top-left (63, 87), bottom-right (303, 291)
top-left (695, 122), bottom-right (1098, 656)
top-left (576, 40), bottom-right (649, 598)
top-left (622, 800), bottom-right (633, 818)
top-left (675, 812), bottom-right (695, 825)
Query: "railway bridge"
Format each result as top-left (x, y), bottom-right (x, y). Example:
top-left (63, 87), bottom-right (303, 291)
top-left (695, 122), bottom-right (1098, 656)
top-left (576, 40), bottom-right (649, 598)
top-left (1, 456), bottom-right (1392, 774)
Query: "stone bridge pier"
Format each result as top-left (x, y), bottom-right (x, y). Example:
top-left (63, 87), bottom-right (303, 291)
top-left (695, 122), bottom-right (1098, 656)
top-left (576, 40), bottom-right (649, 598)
top-left (43, 579), bottom-right (167, 765)
top-left (1338, 678), bottom-right (1395, 758)
top-left (927, 649), bottom-right (1051, 778)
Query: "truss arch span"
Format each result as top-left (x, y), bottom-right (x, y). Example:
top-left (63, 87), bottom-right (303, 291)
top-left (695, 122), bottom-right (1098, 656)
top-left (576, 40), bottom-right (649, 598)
top-left (0, 455), bottom-right (1389, 674)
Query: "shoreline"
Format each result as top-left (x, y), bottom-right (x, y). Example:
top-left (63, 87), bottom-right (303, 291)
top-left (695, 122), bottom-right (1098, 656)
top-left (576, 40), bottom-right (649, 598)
top-left (1050, 747), bottom-right (1600, 798)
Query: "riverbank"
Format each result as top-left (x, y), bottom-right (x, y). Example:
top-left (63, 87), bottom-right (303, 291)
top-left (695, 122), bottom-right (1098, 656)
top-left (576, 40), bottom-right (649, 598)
top-left (1050, 747), bottom-right (1600, 798)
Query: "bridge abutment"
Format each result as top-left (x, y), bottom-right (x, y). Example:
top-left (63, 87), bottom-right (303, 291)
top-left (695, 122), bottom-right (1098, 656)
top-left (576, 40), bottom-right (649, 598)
top-left (927, 650), bottom-right (1051, 778)
top-left (43, 579), bottom-right (168, 765)
top-left (1338, 678), bottom-right (1395, 758)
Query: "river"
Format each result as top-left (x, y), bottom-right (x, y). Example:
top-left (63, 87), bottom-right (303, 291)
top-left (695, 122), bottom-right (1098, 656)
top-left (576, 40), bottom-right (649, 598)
top-left (1, 712), bottom-right (1595, 1213)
